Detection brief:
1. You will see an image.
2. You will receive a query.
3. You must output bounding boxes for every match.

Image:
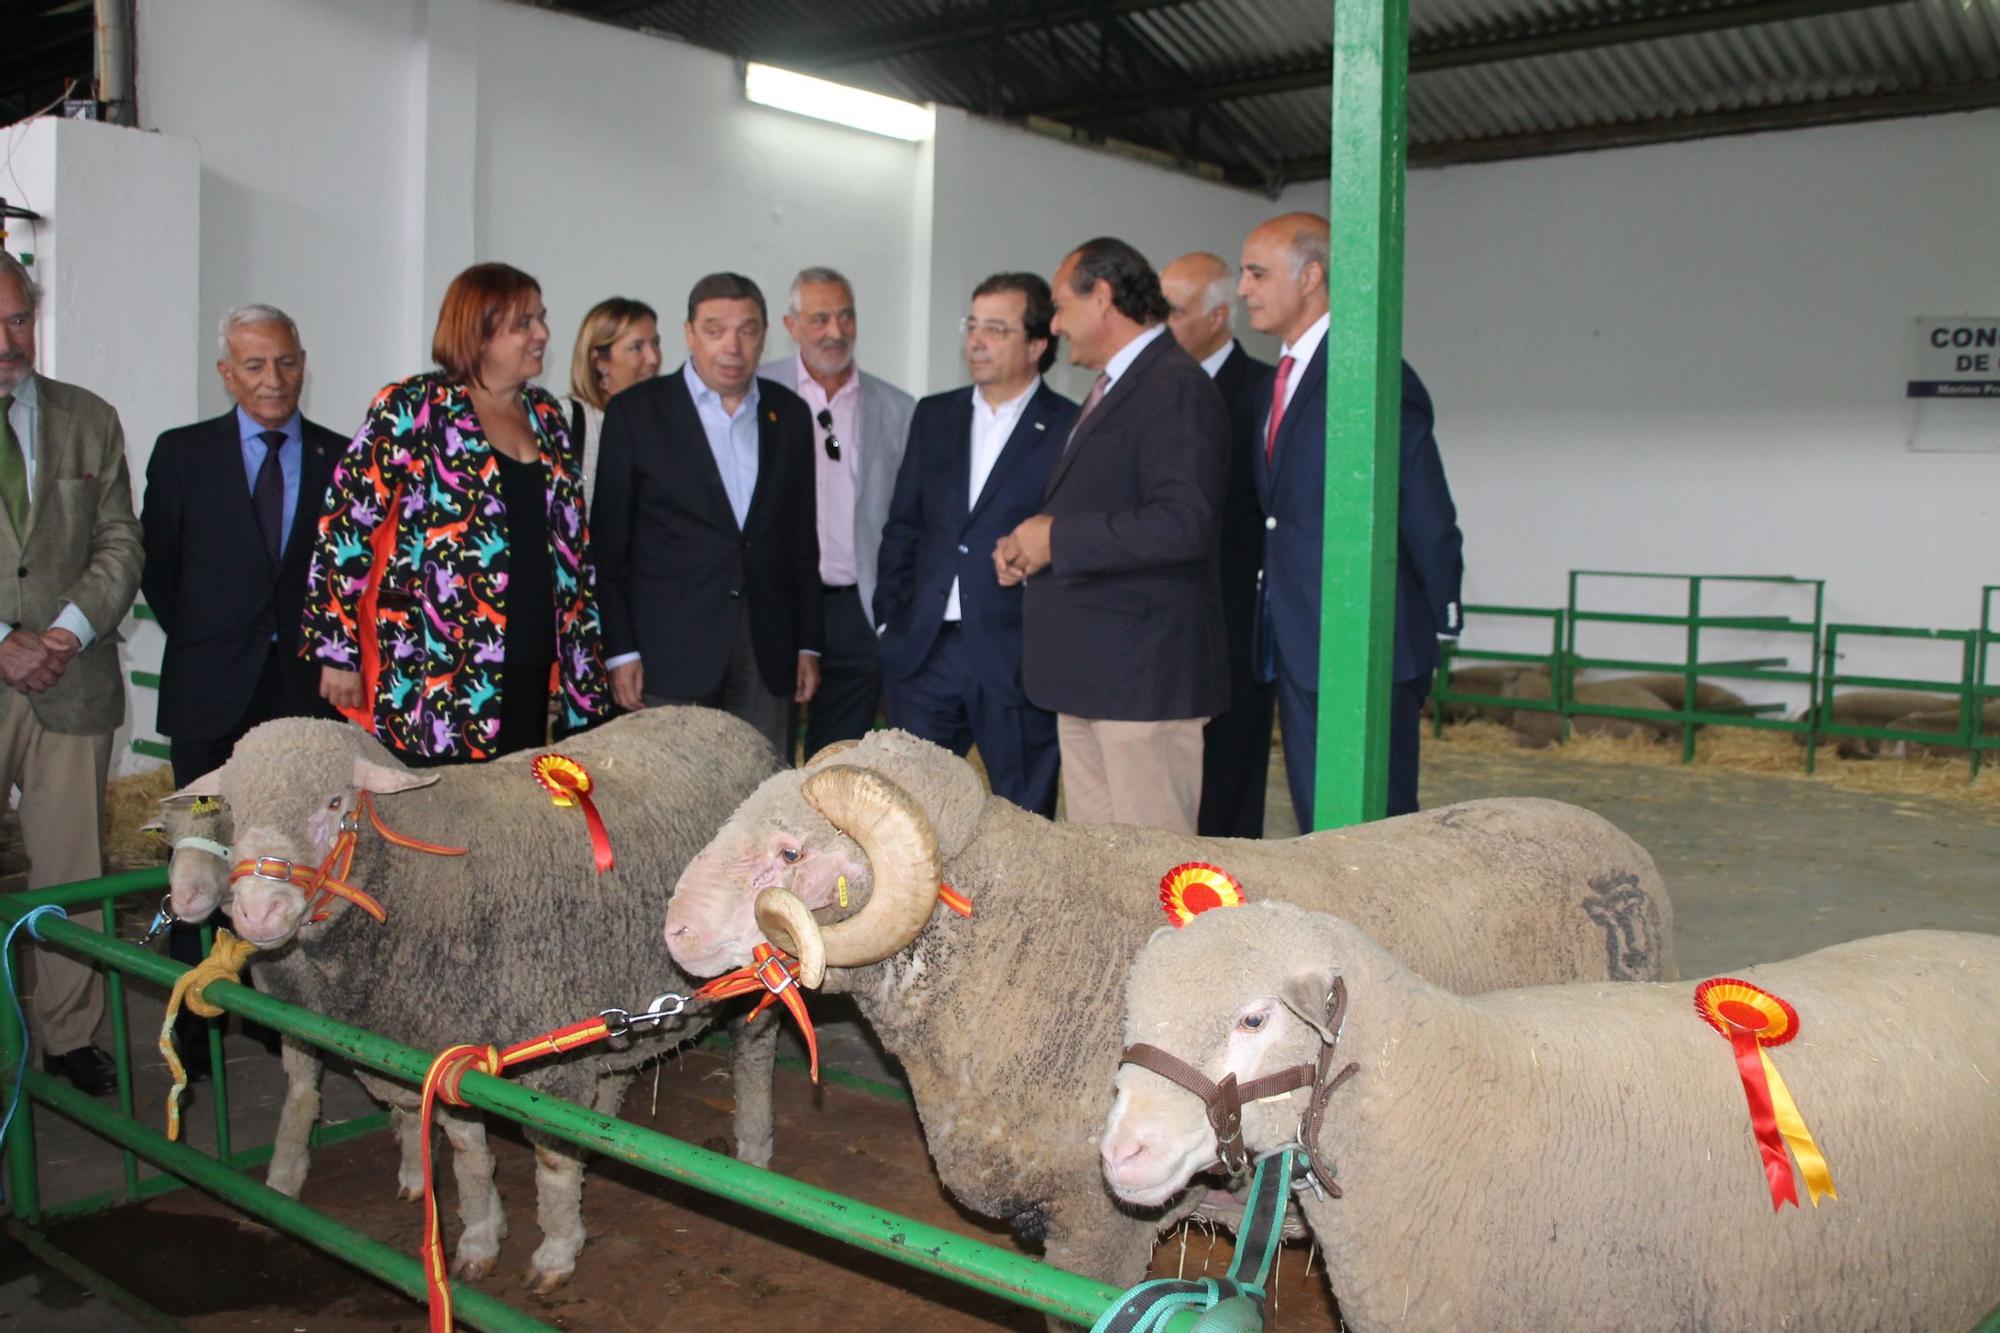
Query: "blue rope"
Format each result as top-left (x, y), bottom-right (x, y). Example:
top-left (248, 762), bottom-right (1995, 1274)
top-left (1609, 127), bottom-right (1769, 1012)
top-left (0, 904), bottom-right (70, 1198)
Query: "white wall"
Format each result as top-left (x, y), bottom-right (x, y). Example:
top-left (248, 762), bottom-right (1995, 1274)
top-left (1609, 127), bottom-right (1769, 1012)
top-left (2, 117), bottom-right (200, 772)
top-left (1280, 114), bottom-right (1999, 691)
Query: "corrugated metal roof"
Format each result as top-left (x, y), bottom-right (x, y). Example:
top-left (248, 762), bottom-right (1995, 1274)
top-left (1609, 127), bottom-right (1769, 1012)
top-left (550, 0), bottom-right (2000, 188)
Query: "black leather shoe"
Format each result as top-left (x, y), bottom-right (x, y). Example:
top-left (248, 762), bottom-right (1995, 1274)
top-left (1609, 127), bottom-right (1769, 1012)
top-left (44, 1045), bottom-right (118, 1096)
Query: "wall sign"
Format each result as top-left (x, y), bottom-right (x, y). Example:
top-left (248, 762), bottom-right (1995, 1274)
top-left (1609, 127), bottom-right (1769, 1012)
top-left (1906, 318), bottom-right (1999, 453)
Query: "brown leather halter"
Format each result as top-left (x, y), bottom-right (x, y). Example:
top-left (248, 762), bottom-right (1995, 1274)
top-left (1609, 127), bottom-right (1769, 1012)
top-left (1120, 976), bottom-right (1360, 1196)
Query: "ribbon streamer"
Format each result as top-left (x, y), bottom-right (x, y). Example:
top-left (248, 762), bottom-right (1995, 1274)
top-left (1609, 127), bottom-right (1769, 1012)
top-left (1694, 977), bottom-right (1836, 1210)
top-left (938, 882), bottom-right (973, 917)
top-left (533, 753), bottom-right (614, 874)
top-left (695, 944), bottom-right (819, 1081)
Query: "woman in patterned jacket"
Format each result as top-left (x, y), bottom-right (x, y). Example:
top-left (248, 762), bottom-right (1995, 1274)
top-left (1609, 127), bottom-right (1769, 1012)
top-left (303, 263), bottom-right (610, 762)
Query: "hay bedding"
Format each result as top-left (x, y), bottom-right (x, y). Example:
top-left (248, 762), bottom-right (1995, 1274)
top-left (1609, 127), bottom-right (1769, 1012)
top-left (1425, 720), bottom-right (2000, 809)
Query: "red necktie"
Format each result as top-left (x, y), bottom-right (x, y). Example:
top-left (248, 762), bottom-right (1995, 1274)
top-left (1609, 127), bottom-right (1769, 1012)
top-left (1064, 372), bottom-right (1112, 455)
top-left (1265, 354), bottom-right (1296, 466)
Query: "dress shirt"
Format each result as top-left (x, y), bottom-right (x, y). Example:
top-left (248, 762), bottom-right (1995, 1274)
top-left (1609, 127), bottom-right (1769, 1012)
top-left (236, 407), bottom-right (303, 554)
top-left (684, 359), bottom-right (760, 528)
top-left (1198, 341), bottom-right (1234, 379)
top-left (1274, 312), bottom-right (1330, 419)
top-left (0, 376), bottom-right (95, 649)
top-left (1102, 323), bottom-right (1167, 389)
top-left (943, 377), bottom-right (1039, 623)
top-left (792, 354), bottom-right (860, 586)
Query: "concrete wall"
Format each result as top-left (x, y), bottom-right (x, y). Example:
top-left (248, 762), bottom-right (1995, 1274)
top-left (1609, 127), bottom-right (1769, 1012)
top-left (3, 117), bottom-right (200, 771)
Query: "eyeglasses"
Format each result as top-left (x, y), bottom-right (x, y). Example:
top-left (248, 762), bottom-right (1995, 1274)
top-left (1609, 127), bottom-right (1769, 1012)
top-left (960, 318), bottom-right (1024, 339)
top-left (815, 408), bottom-right (842, 461)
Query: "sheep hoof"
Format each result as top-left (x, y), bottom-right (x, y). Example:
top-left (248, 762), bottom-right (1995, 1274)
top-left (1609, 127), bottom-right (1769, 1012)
top-left (524, 1265), bottom-right (572, 1296)
top-left (397, 1184), bottom-right (423, 1203)
top-left (451, 1252), bottom-right (499, 1281)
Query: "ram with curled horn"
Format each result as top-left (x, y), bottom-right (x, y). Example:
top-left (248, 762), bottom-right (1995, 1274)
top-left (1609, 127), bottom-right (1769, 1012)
top-left (664, 728), bottom-right (1676, 1290)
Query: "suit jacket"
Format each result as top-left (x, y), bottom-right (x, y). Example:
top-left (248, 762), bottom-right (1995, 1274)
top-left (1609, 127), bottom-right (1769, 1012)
top-left (1022, 332), bottom-right (1231, 721)
top-left (0, 374), bottom-right (143, 736)
top-left (593, 364), bottom-right (821, 699)
top-left (1210, 342), bottom-right (1276, 689)
top-left (760, 357), bottom-right (914, 618)
top-left (141, 411), bottom-right (342, 740)
top-left (1255, 348), bottom-right (1464, 688)
top-left (875, 381), bottom-right (1077, 702)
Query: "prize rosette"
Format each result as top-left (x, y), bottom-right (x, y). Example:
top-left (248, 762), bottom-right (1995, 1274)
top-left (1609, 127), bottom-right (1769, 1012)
top-left (1694, 977), bottom-right (1836, 1210)
top-left (1159, 862), bottom-right (1245, 927)
top-left (532, 753), bottom-right (614, 875)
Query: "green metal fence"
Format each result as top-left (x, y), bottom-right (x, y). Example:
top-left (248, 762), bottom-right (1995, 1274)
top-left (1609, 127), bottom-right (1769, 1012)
top-left (1816, 623), bottom-right (1981, 765)
top-left (1976, 586), bottom-right (1999, 780)
top-left (1429, 603), bottom-right (1566, 737)
top-left (0, 873), bottom-right (1199, 1331)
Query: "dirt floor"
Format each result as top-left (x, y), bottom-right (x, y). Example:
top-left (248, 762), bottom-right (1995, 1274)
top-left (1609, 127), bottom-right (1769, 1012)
top-left (6, 728), bottom-right (1997, 1330)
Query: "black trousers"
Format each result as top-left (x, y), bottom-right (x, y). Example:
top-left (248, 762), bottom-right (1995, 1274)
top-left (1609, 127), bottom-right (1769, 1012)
top-left (882, 624), bottom-right (1060, 817)
top-left (1197, 675), bottom-right (1276, 838)
top-left (1278, 671), bottom-right (1430, 831)
top-left (800, 585), bottom-right (882, 759)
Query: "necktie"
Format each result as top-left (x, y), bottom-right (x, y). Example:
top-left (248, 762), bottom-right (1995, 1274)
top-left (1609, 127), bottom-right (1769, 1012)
top-left (0, 395), bottom-right (26, 537)
top-left (254, 429), bottom-right (286, 560)
top-left (1065, 373), bottom-right (1112, 454)
top-left (1265, 354), bottom-right (1296, 467)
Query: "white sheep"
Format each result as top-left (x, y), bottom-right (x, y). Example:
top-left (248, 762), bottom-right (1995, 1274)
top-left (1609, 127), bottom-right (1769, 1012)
top-left (1102, 901), bottom-right (2000, 1332)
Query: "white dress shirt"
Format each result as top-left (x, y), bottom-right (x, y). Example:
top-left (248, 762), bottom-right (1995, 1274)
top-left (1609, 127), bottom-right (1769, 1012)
top-left (944, 378), bottom-right (1039, 623)
top-left (1274, 312), bottom-right (1330, 420)
top-left (1198, 341), bottom-right (1234, 379)
top-left (1102, 322), bottom-right (1167, 389)
top-left (0, 376), bottom-right (96, 648)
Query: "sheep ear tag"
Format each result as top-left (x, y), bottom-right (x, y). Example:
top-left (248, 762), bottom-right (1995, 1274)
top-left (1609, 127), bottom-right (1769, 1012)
top-left (1159, 862), bottom-right (1246, 927)
top-left (1694, 978), bottom-right (1835, 1210)
top-left (532, 754), bottom-right (615, 875)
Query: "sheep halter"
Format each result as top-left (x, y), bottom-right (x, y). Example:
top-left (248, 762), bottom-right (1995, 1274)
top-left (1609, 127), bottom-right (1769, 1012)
top-left (1120, 977), bottom-right (1359, 1197)
top-left (692, 944), bottom-right (819, 1081)
top-left (1694, 977), bottom-right (1836, 1210)
top-left (226, 790), bottom-right (467, 927)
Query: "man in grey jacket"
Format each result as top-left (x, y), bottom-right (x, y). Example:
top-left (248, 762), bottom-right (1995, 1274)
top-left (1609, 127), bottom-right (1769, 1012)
top-left (0, 252), bottom-right (144, 1095)
top-left (763, 267), bottom-right (914, 756)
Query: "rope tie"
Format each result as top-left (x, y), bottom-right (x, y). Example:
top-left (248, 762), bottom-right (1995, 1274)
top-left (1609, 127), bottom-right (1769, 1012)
top-left (1, 906), bottom-right (71, 1193)
top-left (159, 928), bottom-right (260, 1140)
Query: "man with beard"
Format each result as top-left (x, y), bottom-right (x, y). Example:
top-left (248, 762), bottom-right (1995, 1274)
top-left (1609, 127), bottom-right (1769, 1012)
top-left (763, 268), bottom-right (914, 755)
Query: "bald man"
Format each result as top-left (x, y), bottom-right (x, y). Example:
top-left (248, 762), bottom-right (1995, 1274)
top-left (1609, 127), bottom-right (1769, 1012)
top-left (1162, 252), bottom-right (1276, 838)
top-left (1238, 213), bottom-right (1463, 828)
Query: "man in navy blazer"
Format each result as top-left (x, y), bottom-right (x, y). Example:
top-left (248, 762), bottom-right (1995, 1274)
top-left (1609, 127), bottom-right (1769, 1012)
top-left (142, 304), bottom-right (342, 785)
top-left (1163, 251), bottom-right (1277, 838)
top-left (997, 239), bottom-right (1231, 834)
top-left (594, 273), bottom-right (822, 757)
top-left (876, 274), bottom-right (1074, 815)
top-left (1241, 213), bottom-right (1464, 829)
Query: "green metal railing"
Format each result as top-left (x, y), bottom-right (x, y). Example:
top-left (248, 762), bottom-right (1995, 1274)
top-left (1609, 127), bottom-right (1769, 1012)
top-left (1430, 603), bottom-right (1566, 737)
top-left (1564, 570), bottom-right (1823, 766)
top-left (1976, 586), bottom-right (1999, 780)
top-left (1817, 616), bottom-right (1993, 779)
top-left (0, 874), bottom-right (1197, 1331)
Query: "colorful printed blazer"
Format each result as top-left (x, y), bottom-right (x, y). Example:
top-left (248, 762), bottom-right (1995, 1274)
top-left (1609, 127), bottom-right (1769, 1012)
top-left (301, 373), bottom-right (610, 760)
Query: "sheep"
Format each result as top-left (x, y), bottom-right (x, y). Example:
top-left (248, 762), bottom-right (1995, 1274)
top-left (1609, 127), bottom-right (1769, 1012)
top-left (661, 729), bottom-right (1675, 1290)
top-left (1505, 674), bottom-right (1677, 747)
top-left (1790, 688), bottom-right (1959, 757)
top-left (1101, 902), bottom-right (2000, 1332)
top-left (169, 706), bottom-right (783, 1291)
top-left (1881, 701), bottom-right (2000, 758)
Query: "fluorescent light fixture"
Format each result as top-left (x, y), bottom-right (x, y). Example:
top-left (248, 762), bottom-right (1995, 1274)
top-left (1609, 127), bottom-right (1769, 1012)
top-left (744, 62), bottom-right (935, 142)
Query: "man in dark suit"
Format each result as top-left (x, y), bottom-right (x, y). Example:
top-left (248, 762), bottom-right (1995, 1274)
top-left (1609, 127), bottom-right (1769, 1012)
top-left (996, 238), bottom-right (1230, 834)
top-left (1241, 213), bottom-right (1464, 829)
top-left (1163, 251), bottom-right (1276, 838)
top-left (876, 273), bottom-right (1075, 816)
top-left (142, 304), bottom-right (342, 786)
top-left (593, 272), bottom-right (821, 757)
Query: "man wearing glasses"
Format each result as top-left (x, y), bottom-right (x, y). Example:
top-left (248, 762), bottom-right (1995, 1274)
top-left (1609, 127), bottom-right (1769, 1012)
top-left (874, 274), bottom-right (1076, 815)
top-left (763, 267), bottom-right (914, 757)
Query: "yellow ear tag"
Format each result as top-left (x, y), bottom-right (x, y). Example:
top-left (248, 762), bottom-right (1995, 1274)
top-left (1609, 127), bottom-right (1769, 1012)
top-left (837, 875), bottom-right (849, 909)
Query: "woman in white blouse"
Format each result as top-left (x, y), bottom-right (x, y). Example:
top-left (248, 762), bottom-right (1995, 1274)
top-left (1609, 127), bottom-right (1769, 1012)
top-left (563, 297), bottom-right (662, 507)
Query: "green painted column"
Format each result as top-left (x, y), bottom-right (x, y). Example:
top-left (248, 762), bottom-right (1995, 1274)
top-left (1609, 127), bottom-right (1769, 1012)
top-left (1313, 0), bottom-right (1409, 828)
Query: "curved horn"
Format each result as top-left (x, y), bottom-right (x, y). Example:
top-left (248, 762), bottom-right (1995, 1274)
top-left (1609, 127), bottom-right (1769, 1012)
top-left (804, 738), bottom-right (862, 768)
top-left (802, 765), bottom-right (942, 970)
top-left (754, 888), bottom-right (827, 988)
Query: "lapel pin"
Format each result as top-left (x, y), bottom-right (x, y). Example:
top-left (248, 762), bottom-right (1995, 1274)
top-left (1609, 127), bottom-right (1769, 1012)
top-left (1033, 422), bottom-right (1046, 431)
top-left (767, 410), bottom-right (777, 423)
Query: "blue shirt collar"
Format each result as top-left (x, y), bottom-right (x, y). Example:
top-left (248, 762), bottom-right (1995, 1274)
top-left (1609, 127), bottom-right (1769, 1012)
top-left (682, 359), bottom-right (759, 417)
top-left (235, 406), bottom-right (302, 445)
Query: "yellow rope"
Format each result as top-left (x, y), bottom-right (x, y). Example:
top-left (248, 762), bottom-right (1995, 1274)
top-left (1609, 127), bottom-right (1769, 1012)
top-left (158, 929), bottom-right (259, 1140)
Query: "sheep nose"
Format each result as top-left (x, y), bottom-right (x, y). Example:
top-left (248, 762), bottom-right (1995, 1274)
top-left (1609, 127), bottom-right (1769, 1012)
top-left (1102, 1135), bottom-right (1149, 1177)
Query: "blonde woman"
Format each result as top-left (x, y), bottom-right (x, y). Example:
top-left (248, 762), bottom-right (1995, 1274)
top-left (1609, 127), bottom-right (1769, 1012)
top-left (565, 297), bottom-right (663, 507)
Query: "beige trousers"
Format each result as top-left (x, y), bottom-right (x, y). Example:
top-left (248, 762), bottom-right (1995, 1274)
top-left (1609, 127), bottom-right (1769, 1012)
top-left (0, 699), bottom-right (112, 1055)
top-left (1056, 714), bottom-right (1207, 833)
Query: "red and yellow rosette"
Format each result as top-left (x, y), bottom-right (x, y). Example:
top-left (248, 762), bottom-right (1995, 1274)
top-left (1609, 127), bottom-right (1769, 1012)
top-left (532, 753), bottom-right (614, 875)
top-left (1159, 862), bottom-right (1245, 927)
top-left (1695, 977), bottom-right (1836, 1210)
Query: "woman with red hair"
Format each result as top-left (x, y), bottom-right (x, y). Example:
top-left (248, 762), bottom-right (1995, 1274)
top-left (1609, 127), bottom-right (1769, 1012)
top-left (303, 263), bottom-right (609, 762)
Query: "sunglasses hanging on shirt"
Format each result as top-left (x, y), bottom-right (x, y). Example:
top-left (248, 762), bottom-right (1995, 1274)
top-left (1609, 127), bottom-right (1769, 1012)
top-left (815, 408), bottom-right (842, 461)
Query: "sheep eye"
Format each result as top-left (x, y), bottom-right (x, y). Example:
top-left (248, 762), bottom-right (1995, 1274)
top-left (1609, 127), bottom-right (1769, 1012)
top-left (1238, 1011), bottom-right (1269, 1033)
top-left (327, 796), bottom-right (342, 811)
top-left (779, 847), bottom-right (801, 864)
